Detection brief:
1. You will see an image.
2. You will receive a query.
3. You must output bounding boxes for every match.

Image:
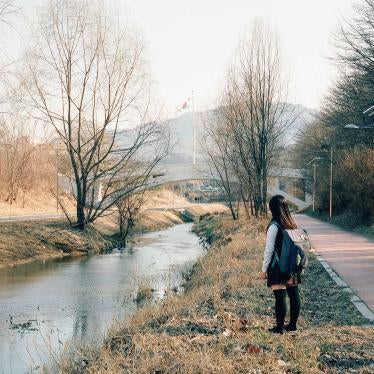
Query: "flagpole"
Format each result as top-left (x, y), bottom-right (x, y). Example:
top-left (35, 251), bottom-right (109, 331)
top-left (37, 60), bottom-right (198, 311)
top-left (192, 90), bottom-right (196, 166)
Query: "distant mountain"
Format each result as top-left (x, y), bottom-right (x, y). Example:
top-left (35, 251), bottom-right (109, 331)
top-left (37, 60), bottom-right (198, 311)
top-left (281, 103), bottom-right (318, 144)
top-left (161, 103), bottom-right (316, 165)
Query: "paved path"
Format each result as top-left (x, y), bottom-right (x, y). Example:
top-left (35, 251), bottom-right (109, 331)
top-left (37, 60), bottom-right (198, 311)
top-left (294, 214), bottom-right (374, 313)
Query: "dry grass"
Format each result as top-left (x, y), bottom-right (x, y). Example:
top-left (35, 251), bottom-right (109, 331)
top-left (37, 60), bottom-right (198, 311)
top-left (0, 220), bottom-right (113, 269)
top-left (142, 188), bottom-right (192, 209)
top-left (0, 189), bottom-right (75, 216)
top-left (135, 282), bottom-right (156, 306)
top-left (95, 188), bottom-right (227, 236)
top-left (58, 214), bottom-right (374, 374)
top-left (135, 204), bottom-right (228, 233)
top-left (137, 188), bottom-right (228, 233)
top-left (0, 185), bottom-right (227, 268)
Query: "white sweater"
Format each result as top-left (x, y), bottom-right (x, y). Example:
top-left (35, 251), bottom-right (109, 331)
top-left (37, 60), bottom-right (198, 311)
top-left (262, 223), bottom-right (279, 272)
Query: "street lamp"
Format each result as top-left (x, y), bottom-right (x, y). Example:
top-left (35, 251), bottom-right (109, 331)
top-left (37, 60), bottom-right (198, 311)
top-left (320, 140), bottom-right (346, 220)
top-left (307, 157), bottom-right (323, 212)
top-left (320, 141), bottom-right (335, 220)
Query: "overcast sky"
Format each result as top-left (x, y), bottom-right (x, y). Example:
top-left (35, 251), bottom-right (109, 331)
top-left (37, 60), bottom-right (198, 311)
top-left (3, 0), bottom-right (356, 117)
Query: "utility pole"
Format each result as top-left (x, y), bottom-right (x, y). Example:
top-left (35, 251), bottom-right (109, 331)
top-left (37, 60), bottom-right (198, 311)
top-left (313, 162), bottom-right (316, 212)
top-left (329, 145), bottom-right (333, 219)
top-left (308, 157), bottom-right (323, 213)
top-left (192, 90), bottom-right (196, 166)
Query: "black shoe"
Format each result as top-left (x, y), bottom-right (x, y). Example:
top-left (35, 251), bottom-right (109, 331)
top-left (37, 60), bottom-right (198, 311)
top-left (268, 326), bottom-right (284, 334)
top-left (284, 324), bottom-right (297, 332)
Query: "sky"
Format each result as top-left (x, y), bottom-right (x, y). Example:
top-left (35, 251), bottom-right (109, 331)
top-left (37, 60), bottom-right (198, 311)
top-left (109, 0), bottom-right (355, 116)
top-left (2, 0), bottom-right (356, 118)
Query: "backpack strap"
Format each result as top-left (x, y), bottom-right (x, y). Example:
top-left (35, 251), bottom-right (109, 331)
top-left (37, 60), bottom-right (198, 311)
top-left (268, 220), bottom-right (283, 268)
top-left (271, 250), bottom-right (280, 268)
top-left (267, 219), bottom-right (281, 231)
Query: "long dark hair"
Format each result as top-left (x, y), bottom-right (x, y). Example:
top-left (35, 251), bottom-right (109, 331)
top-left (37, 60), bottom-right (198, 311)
top-left (268, 195), bottom-right (297, 229)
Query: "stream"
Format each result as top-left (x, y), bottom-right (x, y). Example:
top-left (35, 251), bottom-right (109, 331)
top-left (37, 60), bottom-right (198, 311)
top-left (0, 223), bottom-right (203, 373)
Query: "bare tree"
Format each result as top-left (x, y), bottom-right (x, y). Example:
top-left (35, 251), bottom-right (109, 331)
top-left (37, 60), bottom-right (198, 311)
top-left (201, 110), bottom-right (239, 220)
top-left (335, 0), bottom-right (374, 82)
top-left (0, 0), bottom-right (18, 25)
top-left (25, 0), bottom-right (169, 229)
top-left (116, 191), bottom-right (147, 247)
top-left (222, 24), bottom-right (294, 216)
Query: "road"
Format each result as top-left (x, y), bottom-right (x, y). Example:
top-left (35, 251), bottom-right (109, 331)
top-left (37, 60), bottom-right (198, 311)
top-left (295, 214), bottom-right (374, 313)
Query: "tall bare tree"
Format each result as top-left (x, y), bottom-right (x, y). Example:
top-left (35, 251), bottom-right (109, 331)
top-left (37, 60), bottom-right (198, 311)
top-left (336, 0), bottom-right (374, 83)
top-left (222, 24), bottom-right (294, 215)
top-left (25, 0), bottom-right (169, 229)
top-left (201, 110), bottom-right (239, 220)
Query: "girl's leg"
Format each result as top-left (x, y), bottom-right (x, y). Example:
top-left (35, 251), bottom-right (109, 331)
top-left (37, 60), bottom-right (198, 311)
top-left (270, 284), bottom-right (286, 333)
top-left (286, 285), bottom-right (301, 330)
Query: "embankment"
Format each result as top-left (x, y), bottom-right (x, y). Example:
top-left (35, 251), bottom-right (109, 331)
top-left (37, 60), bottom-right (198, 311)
top-left (62, 213), bottom-right (374, 373)
top-left (0, 220), bottom-right (113, 269)
top-left (135, 203), bottom-right (228, 233)
top-left (0, 201), bottom-right (227, 269)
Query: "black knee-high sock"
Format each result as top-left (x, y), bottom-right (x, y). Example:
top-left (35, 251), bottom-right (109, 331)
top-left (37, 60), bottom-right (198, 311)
top-left (286, 286), bottom-right (301, 328)
top-left (273, 289), bottom-right (287, 330)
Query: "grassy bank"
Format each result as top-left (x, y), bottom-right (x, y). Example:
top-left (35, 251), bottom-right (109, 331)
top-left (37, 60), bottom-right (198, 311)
top-left (0, 184), bottom-right (227, 269)
top-left (59, 214), bottom-right (374, 373)
top-left (0, 204), bottom-right (226, 269)
top-left (135, 204), bottom-right (229, 234)
top-left (0, 220), bottom-right (114, 269)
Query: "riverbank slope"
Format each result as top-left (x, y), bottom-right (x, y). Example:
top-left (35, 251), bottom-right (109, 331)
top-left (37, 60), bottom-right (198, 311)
top-left (0, 220), bottom-right (113, 269)
top-left (65, 213), bottom-right (374, 373)
top-left (0, 188), bottom-right (227, 268)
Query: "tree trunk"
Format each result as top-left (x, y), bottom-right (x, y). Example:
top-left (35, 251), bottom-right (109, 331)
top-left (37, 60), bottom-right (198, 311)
top-left (250, 195), bottom-right (255, 216)
top-left (262, 173), bottom-right (268, 215)
top-left (240, 188), bottom-right (250, 219)
top-left (76, 203), bottom-right (86, 230)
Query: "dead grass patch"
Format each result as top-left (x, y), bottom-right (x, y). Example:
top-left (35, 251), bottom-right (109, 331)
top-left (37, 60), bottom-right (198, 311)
top-left (0, 220), bottom-right (113, 268)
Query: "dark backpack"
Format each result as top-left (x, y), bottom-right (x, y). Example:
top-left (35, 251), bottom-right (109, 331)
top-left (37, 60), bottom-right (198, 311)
top-left (269, 221), bottom-right (311, 275)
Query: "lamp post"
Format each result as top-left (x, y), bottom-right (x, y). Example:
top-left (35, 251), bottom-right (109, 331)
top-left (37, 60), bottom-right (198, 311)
top-left (329, 145), bottom-right (333, 219)
top-left (320, 141), bottom-right (335, 219)
top-left (307, 157), bottom-right (322, 212)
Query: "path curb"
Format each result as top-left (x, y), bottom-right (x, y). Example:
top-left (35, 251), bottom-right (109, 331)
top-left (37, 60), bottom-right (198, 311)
top-left (315, 254), bottom-right (374, 324)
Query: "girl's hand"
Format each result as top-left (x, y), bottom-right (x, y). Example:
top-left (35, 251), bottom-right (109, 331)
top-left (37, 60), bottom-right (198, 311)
top-left (259, 271), bottom-right (267, 280)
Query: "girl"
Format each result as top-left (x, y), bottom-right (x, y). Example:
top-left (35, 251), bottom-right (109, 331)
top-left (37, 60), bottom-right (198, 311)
top-left (259, 195), bottom-right (301, 334)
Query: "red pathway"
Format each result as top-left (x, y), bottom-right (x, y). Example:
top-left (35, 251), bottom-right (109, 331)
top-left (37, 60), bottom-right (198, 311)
top-left (294, 214), bottom-right (374, 313)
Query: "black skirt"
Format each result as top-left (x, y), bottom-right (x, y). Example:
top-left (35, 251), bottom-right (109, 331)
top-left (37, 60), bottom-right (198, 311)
top-left (267, 258), bottom-right (301, 287)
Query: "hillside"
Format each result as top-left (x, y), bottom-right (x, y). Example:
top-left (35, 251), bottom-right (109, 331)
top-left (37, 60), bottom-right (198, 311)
top-left (163, 103), bottom-right (316, 165)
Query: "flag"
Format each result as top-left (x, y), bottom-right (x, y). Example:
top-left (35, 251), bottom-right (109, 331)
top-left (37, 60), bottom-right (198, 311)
top-left (176, 97), bottom-right (191, 113)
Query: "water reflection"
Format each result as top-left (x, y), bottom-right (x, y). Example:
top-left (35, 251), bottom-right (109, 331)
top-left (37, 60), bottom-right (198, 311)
top-left (0, 223), bottom-right (203, 373)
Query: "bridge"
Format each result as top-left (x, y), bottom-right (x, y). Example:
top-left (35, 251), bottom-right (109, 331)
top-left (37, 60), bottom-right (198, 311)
top-left (146, 164), bottom-right (311, 209)
top-left (58, 163), bottom-right (311, 210)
